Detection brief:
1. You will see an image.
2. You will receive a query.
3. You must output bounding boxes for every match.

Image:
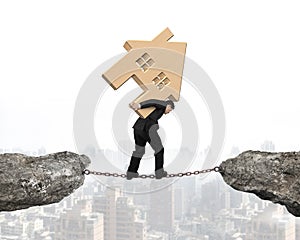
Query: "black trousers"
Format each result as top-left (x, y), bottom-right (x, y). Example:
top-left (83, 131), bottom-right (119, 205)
top-left (127, 126), bottom-right (164, 173)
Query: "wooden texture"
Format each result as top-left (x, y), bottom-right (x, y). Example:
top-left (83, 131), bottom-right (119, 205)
top-left (102, 28), bottom-right (187, 118)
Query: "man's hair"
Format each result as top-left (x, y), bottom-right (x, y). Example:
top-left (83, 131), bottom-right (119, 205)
top-left (165, 100), bottom-right (175, 109)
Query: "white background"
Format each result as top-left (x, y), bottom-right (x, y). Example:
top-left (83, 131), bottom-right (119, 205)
top-left (1, 0), bottom-right (300, 159)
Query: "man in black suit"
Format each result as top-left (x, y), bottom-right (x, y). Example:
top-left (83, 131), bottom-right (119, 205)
top-left (126, 99), bottom-right (175, 180)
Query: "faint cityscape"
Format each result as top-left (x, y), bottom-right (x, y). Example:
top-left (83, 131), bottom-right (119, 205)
top-left (0, 141), bottom-right (299, 240)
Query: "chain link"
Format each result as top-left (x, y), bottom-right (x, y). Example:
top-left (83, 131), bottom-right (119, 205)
top-left (82, 166), bottom-right (222, 179)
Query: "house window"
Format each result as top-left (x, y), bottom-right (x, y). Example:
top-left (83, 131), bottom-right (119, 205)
top-left (136, 53), bottom-right (155, 72)
top-left (152, 72), bottom-right (170, 90)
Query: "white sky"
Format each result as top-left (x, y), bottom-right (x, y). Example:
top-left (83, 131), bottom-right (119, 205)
top-left (1, 0), bottom-right (300, 159)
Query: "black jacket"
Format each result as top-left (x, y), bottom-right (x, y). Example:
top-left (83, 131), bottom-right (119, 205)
top-left (132, 99), bottom-right (168, 132)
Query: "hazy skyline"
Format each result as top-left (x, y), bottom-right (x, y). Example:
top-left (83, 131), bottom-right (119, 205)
top-left (1, 0), bottom-right (300, 158)
top-left (1, 1), bottom-right (300, 240)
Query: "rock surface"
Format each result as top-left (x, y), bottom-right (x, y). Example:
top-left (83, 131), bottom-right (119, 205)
top-left (220, 150), bottom-right (300, 217)
top-left (0, 151), bottom-right (90, 211)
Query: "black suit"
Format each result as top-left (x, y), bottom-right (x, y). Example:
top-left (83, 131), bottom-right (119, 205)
top-left (132, 99), bottom-right (167, 132)
top-left (127, 99), bottom-right (168, 173)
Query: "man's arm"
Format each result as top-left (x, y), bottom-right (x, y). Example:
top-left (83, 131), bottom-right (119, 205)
top-left (139, 99), bottom-right (167, 110)
top-left (129, 99), bottom-right (167, 110)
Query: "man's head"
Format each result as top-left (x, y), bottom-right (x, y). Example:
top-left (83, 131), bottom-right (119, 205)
top-left (164, 100), bottom-right (175, 114)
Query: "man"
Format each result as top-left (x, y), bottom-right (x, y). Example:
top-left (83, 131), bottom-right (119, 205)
top-left (126, 99), bottom-right (175, 180)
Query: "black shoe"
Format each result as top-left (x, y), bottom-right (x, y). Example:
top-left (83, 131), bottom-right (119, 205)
top-left (126, 171), bottom-right (139, 180)
top-left (155, 168), bottom-right (168, 179)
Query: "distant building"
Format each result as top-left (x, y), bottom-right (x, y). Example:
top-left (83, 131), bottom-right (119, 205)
top-left (93, 187), bottom-right (146, 240)
top-left (260, 140), bottom-right (275, 152)
top-left (0, 213), bottom-right (43, 239)
top-left (229, 187), bottom-right (243, 209)
top-left (246, 204), bottom-right (295, 240)
top-left (175, 175), bottom-right (196, 215)
top-left (55, 199), bottom-right (104, 240)
top-left (200, 177), bottom-right (226, 214)
top-left (93, 187), bottom-right (121, 240)
top-left (146, 230), bottom-right (169, 240)
top-left (116, 196), bottom-right (146, 240)
top-left (148, 180), bottom-right (174, 231)
top-left (174, 187), bottom-right (184, 220)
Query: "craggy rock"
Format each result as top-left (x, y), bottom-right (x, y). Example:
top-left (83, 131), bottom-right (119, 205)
top-left (220, 150), bottom-right (300, 217)
top-left (0, 151), bottom-right (90, 211)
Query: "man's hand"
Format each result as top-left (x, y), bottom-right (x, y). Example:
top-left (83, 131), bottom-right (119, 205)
top-left (129, 102), bottom-right (141, 110)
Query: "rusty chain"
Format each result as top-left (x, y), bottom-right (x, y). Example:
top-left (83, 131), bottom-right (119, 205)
top-left (82, 166), bottom-right (222, 179)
